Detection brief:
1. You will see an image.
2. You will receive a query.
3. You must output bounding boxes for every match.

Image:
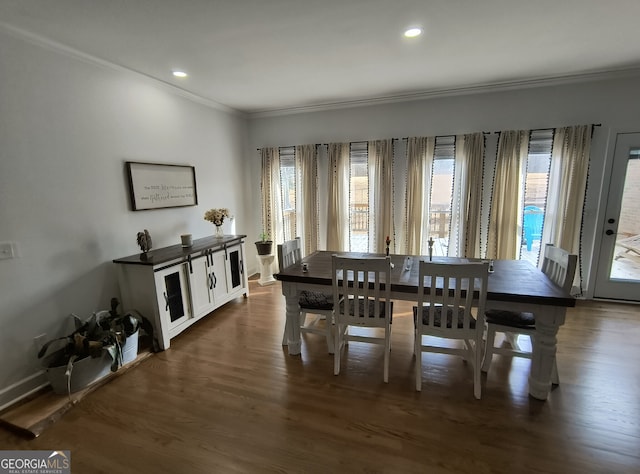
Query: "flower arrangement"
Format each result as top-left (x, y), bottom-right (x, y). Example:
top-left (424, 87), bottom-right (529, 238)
top-left (204, 208), bottom-right (230, 226)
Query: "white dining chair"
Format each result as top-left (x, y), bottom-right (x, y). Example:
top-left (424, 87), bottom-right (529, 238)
top-left (278, 238), bottom-right (334, 353)
top-left (332, 255), bottom-right (393, 382)
top-left (414, 260), bottom-right (489, 399)
top-left (481, 244), bottom-right (577, 384)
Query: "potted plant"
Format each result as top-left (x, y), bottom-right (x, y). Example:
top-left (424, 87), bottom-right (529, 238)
top-left (255, 232), bottom-right (273, 256)
top-left (37, 298), bottom-right (153, 394)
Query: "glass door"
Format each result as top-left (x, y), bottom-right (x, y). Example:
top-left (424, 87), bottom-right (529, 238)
top-left (226, 244), bottom-right (244, 291)
top-left (155, 264), bottom-right (191, 329)
top-left (594, 133), bottom-right (640, 301)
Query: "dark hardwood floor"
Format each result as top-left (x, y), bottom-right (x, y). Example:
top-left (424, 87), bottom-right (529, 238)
top-left (1, 279), bottom-right (639, 473)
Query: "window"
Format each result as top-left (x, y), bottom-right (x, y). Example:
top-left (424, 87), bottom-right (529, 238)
top-left (279, 146), bottom-right (297, 242)
top-left (349, 142), bottom-right (369, 252)
top-left (425, 136), bottom-right (455, 256)
top-left (521, 129), bottom-right (553, 264)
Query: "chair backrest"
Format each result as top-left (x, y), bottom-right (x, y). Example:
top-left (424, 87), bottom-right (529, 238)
top-left (332, 255), bottom-right (392, 324)
top-left (416, 261), bottom-right (488, 335)
top-left (277, 237), bottom-right (302, 270)
top-left (541, 244), bottom-right (577, 293)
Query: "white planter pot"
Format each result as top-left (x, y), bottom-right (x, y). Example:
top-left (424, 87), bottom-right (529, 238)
top-left (46, 330), bottom-right (139, 395)
top-left (121, 329), bottom-right (139, 365)
top-left (46, 351), bottom-right (112, 395)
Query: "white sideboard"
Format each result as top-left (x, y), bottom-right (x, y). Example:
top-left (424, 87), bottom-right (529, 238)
top-left (113, 235), bottom-right (249, 350)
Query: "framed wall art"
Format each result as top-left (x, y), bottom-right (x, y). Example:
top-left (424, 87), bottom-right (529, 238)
top-left (125, 161), bottom-right (198, 211)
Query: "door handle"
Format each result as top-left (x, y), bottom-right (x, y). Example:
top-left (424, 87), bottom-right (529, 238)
top-left (163, 292), bottom-right (169, 311)
top-left (209, 273), bottom-right (214, 290)
top-left (187, 254), bottom-right (193, 273)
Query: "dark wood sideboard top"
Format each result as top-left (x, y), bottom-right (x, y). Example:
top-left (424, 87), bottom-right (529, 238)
top-left (113, 235), bottom-right (246, 266)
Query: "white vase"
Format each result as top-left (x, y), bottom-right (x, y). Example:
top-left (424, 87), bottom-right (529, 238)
top-left (215, 225), bottom-right (223, 237)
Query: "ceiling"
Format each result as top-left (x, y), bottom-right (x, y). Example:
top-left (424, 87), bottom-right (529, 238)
top-left (1, 0), bottom-right (640, 115)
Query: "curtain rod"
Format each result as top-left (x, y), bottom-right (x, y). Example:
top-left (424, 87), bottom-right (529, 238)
top-left (400, 134), bottom-right (458, 140)
top-left (493, 124), bottom-right (602, 134)
top-left (257, 125), bottom-right (603, 150)
top-left (256, 144), bottom-right (322, 151)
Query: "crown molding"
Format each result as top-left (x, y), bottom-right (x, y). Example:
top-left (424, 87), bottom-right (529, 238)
top-left (0, 21), bottom-right (245, 117)
top-left (248, 66), bottom-right (640, 119)
top-left (4, 20), bottom-right (639, 121)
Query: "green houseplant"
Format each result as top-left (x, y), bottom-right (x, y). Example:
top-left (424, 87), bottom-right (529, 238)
top-left (255, 232), bottom-right (273, 256)
top-left (37, 298), bottom-right (152, 394)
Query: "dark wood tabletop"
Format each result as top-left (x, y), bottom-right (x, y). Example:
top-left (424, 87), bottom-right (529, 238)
top-left (274, 251), bottom-right (576, 307)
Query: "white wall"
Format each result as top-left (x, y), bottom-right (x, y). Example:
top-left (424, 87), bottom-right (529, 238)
top-left (0, 29), bottom-right (250, 407)
top-left (247, 74), bottom-right (640, 293)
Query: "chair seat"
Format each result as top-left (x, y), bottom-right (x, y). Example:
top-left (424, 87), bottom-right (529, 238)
top-left (485, 309), bottom-right (535, 329)
top-left (340, 298), bottom-right (392, 319)
top-left (299, 290), bottom-right (333, 310)
top-left (413, 306), bottom-right (476, 329)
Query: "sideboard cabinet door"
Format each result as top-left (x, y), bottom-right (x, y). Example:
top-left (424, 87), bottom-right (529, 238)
top-left (226, 243), bottom-right (245, 297)
top-left (210, 249), bottom-right (229, 304)
top-left (190, 255), bottom-right (215, 319)
top-left (154, 263), bottom-right (191, 337)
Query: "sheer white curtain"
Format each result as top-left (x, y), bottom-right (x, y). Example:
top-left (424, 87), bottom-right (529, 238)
top-left (261, 147), bottom-right (283, 244)
top-left (461, 133), bottom-right (485, 258)
top-left (326, 143), bottom-right (349, 251)
top-left (296, 144), bottom-right (319, 256)
top-left (486, 130), bottom-right (530, 259)
top-left (448, 133), bottom-right (485, 257)
top-left (404, 137), bottom-right (435, 254)
top-left (541, 125), bottom-right (593, 291)
top-left (448, 135), bottom-right (465, 257)
top-left (368, 139), bottom-right (394, 253)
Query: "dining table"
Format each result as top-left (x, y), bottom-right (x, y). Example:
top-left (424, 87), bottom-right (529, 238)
top-left (274, 251), bottom-right (576, 401)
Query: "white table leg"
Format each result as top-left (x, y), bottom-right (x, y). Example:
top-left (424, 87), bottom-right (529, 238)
top-left (485, 301), bottom-right (566, 401)
top-left (528, 306), bottom-right (565, 400)
top-left (282, 283), bottom-right (301, 355)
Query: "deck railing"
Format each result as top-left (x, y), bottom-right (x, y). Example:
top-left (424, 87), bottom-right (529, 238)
top-left (350, 204), bottom-right (451, 237)
top-left (350, 204), bottom-right (368, 232)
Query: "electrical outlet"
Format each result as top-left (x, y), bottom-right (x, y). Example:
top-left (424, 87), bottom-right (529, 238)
top-left (0, 242), bottom-right (19, 260)
top-left (0, 242), bottom-right (14, 260)
top-left (34, 333), bottom-right (48, 353)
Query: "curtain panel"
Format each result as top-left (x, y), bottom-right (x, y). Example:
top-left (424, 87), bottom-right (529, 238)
top-left (260, 147), bottom-right (283, 244)
top-left (296, 144), bottom-right (319, 256)
top-left (448, 135), bottom-right (465, 257)
top-left (542, 124), bottom-right (593, 292)
top-left (404, 137), bottom-right (435, 255)
top-left (461, 133), bottom-right (485, 258)
top-left (368, 139), bottom-right (394, 253)
top-left (326, 143), bottom-right (349, 251)
top-left (487, 130), bottom-right (529, 260)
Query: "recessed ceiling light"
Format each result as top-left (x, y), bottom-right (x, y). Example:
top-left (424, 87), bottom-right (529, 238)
top-left (404, 27), bottom-right (422, 38)
top-left (172, 70), bottom-right (188, 78)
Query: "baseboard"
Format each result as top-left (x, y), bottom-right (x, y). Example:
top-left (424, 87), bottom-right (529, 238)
top-left (0, 371), bottom-right (49, 413)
